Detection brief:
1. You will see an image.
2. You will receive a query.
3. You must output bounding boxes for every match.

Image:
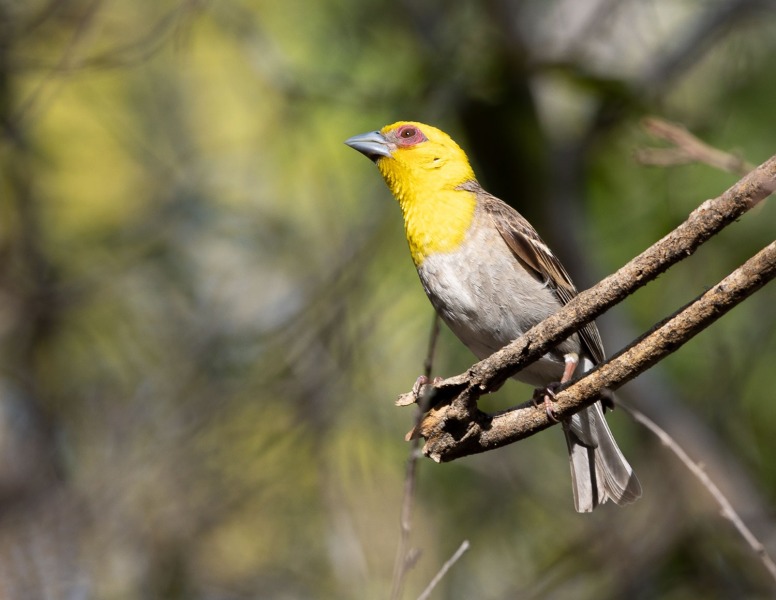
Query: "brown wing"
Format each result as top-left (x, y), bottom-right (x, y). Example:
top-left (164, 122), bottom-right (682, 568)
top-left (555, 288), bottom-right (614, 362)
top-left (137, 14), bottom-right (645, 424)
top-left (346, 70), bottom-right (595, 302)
top-left (462, 181), bottom-right (606, 364)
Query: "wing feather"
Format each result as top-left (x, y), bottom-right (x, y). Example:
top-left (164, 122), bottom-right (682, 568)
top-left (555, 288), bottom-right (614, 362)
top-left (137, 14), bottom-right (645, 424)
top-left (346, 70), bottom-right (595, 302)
top-left (459, 181), bottom-right (605, 364)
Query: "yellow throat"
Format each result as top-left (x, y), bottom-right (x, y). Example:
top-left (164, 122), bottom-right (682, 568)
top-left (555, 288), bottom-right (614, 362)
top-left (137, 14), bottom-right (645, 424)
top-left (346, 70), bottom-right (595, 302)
top-left (375, 122), bottom-right (477, 266)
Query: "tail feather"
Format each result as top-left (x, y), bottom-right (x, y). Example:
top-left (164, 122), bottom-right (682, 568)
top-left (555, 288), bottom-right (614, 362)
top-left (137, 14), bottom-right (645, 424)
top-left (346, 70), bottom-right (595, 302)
top-left (563, 403), bottom-right (641, 512)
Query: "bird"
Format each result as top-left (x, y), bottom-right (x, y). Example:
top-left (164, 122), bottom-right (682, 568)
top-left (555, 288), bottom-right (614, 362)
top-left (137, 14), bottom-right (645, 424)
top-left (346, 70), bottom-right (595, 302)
top-left (345, 121), bottom-right (641, 512)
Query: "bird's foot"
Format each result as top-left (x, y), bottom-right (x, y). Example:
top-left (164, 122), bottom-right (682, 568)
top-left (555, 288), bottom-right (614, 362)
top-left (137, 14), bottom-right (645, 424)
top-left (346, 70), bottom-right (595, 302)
top-left (411, 375), bottom-right (443, 401)
top-left (398, 376), bottom-right (444, 408)
top-left (412, 375), bottom-right (429, 399)
top-left (532, 382), bottom-right (562, 423)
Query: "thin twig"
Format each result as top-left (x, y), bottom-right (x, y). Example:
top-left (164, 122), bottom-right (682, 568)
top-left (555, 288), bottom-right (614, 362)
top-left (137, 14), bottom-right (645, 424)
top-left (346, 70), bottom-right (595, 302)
top-left (620, 404), bottom-right (776, 585)
top-left (390, 315), bottom-right (441, 600)
top-left (636, 117), bottom-right (755, 176)
top-left (416, 540), bottom-right (471, 600)
top-left (422, 316), bottom-right (441, 381)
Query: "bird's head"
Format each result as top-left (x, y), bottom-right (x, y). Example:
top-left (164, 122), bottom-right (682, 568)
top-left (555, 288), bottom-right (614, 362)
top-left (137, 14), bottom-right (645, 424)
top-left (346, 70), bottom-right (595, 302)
top-left (345, 121), bottom-right (479, 265)
top-left (345, 121), bottom-right (476, 203)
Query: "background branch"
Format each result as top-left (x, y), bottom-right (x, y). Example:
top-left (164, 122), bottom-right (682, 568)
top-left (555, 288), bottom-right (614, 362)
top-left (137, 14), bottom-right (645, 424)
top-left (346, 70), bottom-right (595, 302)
top-left (390, 315), bottom-right (440, 600)
top-left (636, 117), bottom-right (755, 176)
top-left (415, 540), bottom-right (470, 600)
top-left (620, 404), bottom-right (776, 584)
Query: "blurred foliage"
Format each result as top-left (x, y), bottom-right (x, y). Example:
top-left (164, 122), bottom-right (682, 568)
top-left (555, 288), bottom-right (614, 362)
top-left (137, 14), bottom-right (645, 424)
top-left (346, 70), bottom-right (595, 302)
top-left (0, 0), bottom-right (775, 598)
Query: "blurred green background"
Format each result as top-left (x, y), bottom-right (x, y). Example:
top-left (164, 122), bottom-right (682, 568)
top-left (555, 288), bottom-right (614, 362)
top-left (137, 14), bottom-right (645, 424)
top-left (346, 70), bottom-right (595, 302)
top-left (1, 0), bottom-right (775, 598)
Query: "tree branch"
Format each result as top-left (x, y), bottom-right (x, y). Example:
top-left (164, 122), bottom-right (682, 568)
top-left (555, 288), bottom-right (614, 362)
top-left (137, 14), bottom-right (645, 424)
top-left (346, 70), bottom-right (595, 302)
top-left (635, 117), bottom-right (755, 176)
top-left (397, 152), bottom-right (776, 462)
top-left (415, 540), bottom-right (470, 600)
top-left (620, 404), bottom-right (776, 584)
top-left (390, 315), bottom-right (440, 600)
top-left (417, 241), bottom-right (775, 461)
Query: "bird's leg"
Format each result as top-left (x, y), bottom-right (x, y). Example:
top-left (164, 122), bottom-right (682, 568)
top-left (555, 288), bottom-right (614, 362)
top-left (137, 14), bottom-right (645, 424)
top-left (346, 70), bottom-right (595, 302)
top-left (560, 353), bottom-right (580, 384)
top-left (533, 353), bottom-right (579, 422)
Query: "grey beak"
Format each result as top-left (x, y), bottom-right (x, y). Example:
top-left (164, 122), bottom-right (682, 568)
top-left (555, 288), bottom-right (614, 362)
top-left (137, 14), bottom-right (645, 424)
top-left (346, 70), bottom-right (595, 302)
top-left (344, 130), bottom-right (394, 161)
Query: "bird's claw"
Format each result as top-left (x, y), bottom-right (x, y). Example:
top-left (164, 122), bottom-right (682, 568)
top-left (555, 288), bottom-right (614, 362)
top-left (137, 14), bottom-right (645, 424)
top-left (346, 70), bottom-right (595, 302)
top-left (532, 383), bottom-right (561, 423)
top-left (412, 375), bottom-right (444, 400)
top-left (412, 375), bottom-right (429, 399)
top-left (399, 376), bottom-right (445, 408)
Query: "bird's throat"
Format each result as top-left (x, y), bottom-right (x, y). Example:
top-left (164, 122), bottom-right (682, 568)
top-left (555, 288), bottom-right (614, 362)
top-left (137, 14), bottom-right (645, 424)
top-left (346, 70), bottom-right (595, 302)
top-left (395, 185), bottom-right (477, 266)
top-left (376, 155), bottom-right (477, 265)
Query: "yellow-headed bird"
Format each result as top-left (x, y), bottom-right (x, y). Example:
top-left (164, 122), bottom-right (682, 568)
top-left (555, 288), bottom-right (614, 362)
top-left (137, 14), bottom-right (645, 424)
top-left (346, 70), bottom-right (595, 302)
top-left (345, 121), bottom-right (641, 512)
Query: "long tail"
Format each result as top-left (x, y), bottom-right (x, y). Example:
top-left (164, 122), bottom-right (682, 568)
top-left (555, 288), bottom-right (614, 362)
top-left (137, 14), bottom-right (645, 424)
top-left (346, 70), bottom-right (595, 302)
top-left (563, 402), bottom-right (642, 512)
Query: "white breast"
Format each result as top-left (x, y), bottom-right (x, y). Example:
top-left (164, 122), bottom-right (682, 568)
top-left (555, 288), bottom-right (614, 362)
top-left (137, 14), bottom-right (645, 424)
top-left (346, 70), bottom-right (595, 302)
top-left (416, 212), bottom-right (581, 387)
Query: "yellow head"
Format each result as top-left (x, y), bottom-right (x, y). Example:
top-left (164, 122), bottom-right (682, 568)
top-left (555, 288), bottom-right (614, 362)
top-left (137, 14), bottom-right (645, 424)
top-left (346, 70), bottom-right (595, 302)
top-left (345, 121), bottom-right (478, 265)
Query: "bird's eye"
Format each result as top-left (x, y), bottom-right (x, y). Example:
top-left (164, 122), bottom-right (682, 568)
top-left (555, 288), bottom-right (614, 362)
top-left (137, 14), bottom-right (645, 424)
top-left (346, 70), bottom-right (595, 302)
top-left (394, 125), bottom-right (426, 146)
